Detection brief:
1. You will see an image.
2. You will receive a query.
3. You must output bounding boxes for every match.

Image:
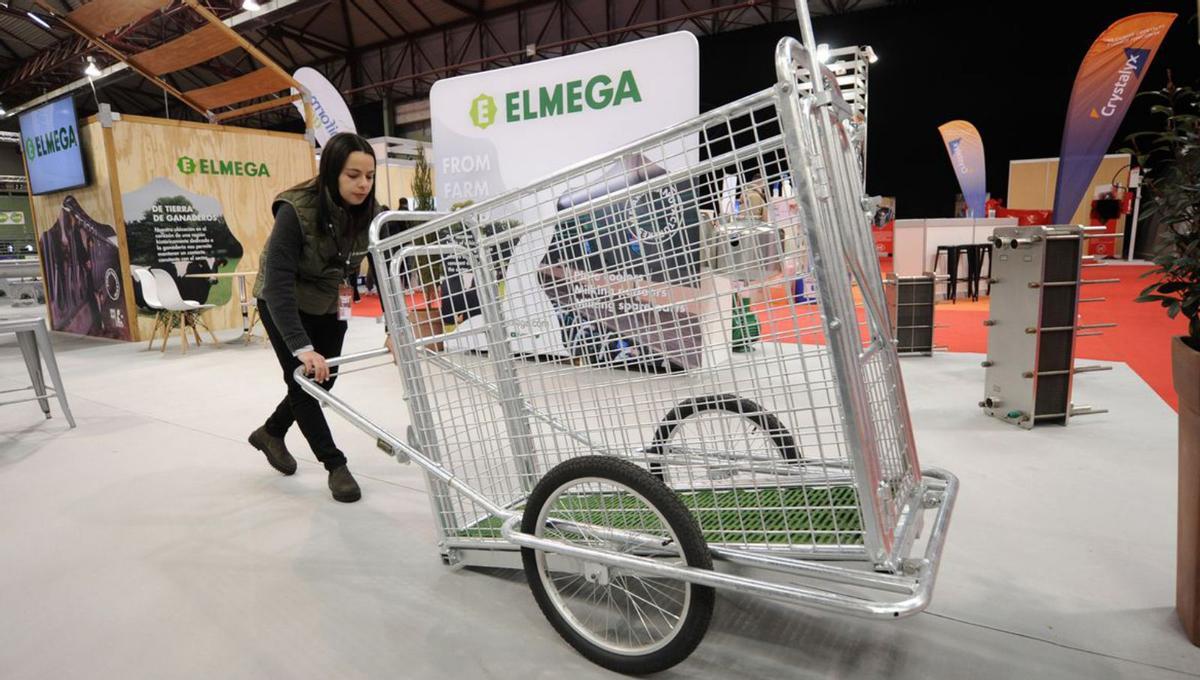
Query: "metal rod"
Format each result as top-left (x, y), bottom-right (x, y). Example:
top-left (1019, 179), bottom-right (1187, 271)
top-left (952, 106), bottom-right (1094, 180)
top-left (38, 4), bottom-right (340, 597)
top-left (0, 394), bottom-right (58, 407)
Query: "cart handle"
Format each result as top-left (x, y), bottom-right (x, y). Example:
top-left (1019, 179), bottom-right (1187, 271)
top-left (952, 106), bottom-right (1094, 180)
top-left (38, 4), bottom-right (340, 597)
top-left (291, 351), bottom-right (519, 522)
top-left (368, 210), bottom-right (448, 249)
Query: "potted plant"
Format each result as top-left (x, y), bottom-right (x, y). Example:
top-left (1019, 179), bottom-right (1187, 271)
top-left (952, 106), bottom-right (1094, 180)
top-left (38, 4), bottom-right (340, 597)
top-left (1128, 76), bottom-right (1200, 644)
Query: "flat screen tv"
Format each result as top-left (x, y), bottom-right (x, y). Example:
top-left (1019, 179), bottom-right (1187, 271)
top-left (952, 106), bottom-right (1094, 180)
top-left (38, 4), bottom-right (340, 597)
top-left (19, 96), bottom-right (88, 195)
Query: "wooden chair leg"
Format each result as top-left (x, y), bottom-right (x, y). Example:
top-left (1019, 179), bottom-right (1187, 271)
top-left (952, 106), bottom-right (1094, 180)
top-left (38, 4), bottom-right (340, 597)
top-left (198, 312), bottom-right (220, 346)
top-left (246, 306), bottom-right (260, 345)
top-left (179, 313), bottom-right (189, 354)
top-left (189, 313), bottom-right (203, 346)
top-left (147, 312), bottom-right (162, 350)
top-left (161, 312), bottom-right (174, 353)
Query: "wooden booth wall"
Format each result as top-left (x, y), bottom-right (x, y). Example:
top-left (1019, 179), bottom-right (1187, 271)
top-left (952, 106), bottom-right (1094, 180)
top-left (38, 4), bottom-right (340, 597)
top-left (109, 115), bottom-right (315, 339)
top-left (1007, 154), bottom-right (1131, 225)
top-left (28, 119), bottom-right (139, 341)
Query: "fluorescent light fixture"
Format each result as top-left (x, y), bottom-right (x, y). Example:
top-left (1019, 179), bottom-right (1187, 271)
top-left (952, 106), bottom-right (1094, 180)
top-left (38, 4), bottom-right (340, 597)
top-left (242, 0), bottom-right (261, 10)
top-left (816, 43), bottom-right (830, 64)
top-left (865, 46), bottom-right (879, 64)
top-left (27, 11), bottom-right (51, 30)
top-left (84, 56), bottom-right (101, 78)
top-left (0, 104), bottom-right (6, 117)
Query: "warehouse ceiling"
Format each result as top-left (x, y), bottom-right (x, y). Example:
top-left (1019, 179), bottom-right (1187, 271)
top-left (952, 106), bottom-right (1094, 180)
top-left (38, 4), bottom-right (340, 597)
top-left (0, 0), bottom-right (902, 127)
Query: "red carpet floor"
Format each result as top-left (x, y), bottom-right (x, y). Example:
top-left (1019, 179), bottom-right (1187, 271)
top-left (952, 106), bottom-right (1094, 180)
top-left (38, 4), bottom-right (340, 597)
top-left (934, 262), bottom-right (1185, 410)
top-left (351, 261), bottom-right (1186, 410)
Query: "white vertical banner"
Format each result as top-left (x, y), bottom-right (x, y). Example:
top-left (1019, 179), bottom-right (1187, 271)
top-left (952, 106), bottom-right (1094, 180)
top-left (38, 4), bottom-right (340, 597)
top-left (292, 67), bottom-right (357, 148)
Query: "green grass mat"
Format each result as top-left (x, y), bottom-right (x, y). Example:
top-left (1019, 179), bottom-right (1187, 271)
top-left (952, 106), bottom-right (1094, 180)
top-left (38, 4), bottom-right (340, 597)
top-left (453, 485), bottom-right (863, 546)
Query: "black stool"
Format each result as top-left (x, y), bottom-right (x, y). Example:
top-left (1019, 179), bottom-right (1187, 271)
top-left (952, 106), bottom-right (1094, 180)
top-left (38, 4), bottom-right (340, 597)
top-left (961, 243), bottom-right (993, 301)
top-left (932, 244), bottom-right (967, 301)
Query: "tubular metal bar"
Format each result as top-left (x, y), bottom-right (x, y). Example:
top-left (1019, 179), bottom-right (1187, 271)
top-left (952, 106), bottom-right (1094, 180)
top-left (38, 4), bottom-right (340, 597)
top-left (295, 353), bottom-right (517, 521)
top-left (0, 394), bottom-right (60, 407)
top-left (776, 37), bottom-right (892, 569)
top-left (292, 348), bottom-right (408, 459)
top-left (369, 210), bottom-right (461, 546)
top-left (504, 468), bottom-right (959, 619)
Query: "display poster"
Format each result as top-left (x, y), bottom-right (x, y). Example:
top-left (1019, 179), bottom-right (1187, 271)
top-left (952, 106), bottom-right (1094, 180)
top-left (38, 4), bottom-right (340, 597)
top-left (122, 177), bottom-right (243, 307)
top-left (39, 196), bottom-right (131, 339)
top-left (292, 67), bottom-right (357, 148)
top-left (1052, 12), bottom-right (1175, 223)
top-left (430, 34), bottom-right (705, 364)
top-left (938, 120), bottom-right (987, 218)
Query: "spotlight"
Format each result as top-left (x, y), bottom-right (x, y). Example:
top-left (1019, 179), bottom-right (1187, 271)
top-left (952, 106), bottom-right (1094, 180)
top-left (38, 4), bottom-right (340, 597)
top-left (84, 56), bottom-right (101, 78)
top-left (865, 46), bottom-right (879, 64)
top-left (27, 12), bottom-right (51, 30)
top-left (242, 0), bottom-right (261, 10)
top-left (0, 104), bottom-right (6, 117)
top-left (816, 43), bottom-right (830, 64)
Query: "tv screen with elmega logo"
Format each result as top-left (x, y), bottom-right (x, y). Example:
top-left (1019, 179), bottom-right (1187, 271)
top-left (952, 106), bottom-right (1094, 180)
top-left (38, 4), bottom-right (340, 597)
top-left (19, 96), bottom-right (88, 195)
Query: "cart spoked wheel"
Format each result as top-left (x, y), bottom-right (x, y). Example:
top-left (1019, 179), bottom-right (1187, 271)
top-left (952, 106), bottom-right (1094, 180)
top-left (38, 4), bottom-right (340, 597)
top-left (645, 394), bottom-right (802, 484)
top-left (521, 456), bottom-right (714, 675)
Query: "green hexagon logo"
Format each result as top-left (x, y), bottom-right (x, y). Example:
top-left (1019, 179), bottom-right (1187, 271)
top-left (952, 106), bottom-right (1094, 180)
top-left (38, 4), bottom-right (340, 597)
top-left (177, 156), bottom-right (196, 174)
top-left (470, 93), bottom-right (498, 130)
top-left (24, 141), bottom-right (35, 162)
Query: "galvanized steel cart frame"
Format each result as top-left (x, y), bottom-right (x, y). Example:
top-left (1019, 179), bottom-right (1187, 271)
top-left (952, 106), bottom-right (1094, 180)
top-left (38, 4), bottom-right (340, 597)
top-left (295, 11), bottom-right (957, 671)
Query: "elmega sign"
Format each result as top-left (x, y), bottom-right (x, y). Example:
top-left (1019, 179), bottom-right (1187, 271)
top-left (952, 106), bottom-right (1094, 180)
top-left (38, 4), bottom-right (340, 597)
top-left (18, 96), bottom-right (88, 195)
top-left (431, 32), bottom-right (698, 205)
top-left (176, 155), bottom-right (270, 178)
top-left (470, 70), bottom-right (643, 129)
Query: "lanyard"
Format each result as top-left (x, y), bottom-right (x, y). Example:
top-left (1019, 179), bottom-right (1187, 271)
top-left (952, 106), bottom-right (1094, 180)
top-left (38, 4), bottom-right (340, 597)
top-left (327, 221), bottom-right (353, 284)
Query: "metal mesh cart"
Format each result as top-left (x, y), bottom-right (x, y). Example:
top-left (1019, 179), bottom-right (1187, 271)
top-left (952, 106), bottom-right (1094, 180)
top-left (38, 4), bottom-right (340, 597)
top-left (296, 9), bottom-right (957, 673)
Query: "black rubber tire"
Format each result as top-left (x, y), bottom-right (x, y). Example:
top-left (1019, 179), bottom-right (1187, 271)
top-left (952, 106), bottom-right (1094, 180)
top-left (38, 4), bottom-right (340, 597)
top-left (646, 394), bottom-right (802, 481)
top-left (521, 455), bottom-right (715, 675)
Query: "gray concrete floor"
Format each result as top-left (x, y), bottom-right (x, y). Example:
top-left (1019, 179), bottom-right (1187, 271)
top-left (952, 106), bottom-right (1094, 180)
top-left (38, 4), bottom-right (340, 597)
top-left (1, 310), bottom-right (1198, 679)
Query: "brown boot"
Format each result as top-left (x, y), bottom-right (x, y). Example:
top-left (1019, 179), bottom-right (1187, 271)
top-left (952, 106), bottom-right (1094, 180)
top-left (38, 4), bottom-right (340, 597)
top-left (248, 426), bottom-right (297, 475)
top-left (328, 465), bottom-right (361, 503)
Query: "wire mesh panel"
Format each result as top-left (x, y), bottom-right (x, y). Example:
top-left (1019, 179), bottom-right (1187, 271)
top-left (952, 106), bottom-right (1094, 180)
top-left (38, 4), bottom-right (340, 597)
top-left (372, 47), bottom-right (921, 570)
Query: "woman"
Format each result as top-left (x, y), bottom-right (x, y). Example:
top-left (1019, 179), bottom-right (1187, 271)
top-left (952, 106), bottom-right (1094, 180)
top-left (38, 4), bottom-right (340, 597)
top-left (248, 132), bottom-right (387, 503)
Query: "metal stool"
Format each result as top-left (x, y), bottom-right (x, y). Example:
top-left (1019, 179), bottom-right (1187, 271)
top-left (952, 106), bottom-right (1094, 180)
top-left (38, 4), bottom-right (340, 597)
top-left (0, 316), bottom-right (75, 427)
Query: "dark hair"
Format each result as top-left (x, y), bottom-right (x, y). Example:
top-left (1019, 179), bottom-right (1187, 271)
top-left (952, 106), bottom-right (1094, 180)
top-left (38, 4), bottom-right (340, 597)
top-left (318, 132), bottom-right (378, 235)
top-left (398, 197), bottom-right (410, 210)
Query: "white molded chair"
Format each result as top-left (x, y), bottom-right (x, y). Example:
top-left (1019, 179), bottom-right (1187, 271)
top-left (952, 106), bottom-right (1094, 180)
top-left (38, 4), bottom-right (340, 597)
top-left (132, 267), bottom-right (170, 351)
top-left (150, 268), bottom-right (219, 354)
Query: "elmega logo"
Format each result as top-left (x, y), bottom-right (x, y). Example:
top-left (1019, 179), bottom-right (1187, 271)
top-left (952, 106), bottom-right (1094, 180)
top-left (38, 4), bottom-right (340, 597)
top-left (177, 155), bottom-right (270, 178)
top-left (470, 94), bottom-right (498, 129)
top-left (1092, 47), bottom-right (1151, 119)
top-left (469, 69), bottom-right (643, 130)
top-left (23, 125), bottom-right (78, 162)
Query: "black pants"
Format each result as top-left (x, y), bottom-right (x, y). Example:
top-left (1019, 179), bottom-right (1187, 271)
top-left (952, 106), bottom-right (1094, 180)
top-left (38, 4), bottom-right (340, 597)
top-left (258, 301), bottom-right (348, 471)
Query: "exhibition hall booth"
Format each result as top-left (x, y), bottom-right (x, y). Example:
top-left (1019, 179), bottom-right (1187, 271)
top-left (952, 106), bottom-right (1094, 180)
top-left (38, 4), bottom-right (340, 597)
top-left (25, 107), bottom-right (314, 343)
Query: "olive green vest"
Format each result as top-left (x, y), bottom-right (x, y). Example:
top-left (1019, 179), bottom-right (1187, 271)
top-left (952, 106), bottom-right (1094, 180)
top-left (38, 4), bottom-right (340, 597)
top-left (254, 180), bottom-right (373, 315)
